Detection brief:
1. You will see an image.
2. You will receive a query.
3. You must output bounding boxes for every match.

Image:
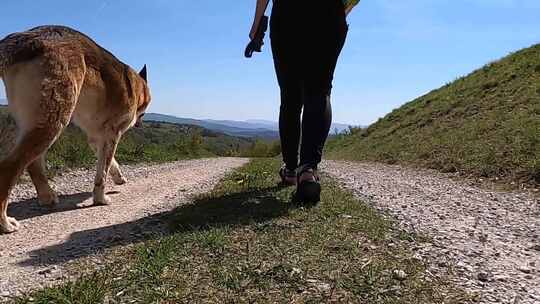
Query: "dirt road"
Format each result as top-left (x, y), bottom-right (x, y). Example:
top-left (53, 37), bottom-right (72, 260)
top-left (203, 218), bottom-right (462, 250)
top-left (0, 158), bottom-right (248, 299)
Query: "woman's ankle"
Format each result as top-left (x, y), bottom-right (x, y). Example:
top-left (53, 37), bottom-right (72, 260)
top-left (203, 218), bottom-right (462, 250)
top-left (298, 165), bottom-right (318, 183)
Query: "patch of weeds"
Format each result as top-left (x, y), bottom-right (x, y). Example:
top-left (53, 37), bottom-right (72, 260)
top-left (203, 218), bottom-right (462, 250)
top-left (13, 272), bottom-right (113, 304)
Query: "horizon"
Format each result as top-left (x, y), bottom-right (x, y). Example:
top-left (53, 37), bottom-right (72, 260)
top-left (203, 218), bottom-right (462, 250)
top-left (144, 112), bottom-right (356, 127)
top-left (0, 1), bottom-right (539, 125)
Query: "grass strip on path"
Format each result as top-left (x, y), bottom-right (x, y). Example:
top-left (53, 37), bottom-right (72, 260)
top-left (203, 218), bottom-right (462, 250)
top-left (13, 158), bottom-right (471, 304)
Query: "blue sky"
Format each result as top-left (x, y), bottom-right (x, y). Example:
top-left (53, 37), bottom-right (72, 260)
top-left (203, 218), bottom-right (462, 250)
top-left (0, 0), bottom-right (539, 125)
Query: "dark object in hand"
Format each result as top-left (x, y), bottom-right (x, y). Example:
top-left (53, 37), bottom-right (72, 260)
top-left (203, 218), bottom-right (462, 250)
top-left (245, 16), bottom-right (269, 58)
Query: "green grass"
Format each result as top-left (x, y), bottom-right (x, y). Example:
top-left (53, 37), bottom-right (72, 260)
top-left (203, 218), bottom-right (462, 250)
top-left (12, 159), bottom-right (471, 303)
top-left (0, 106), bottom-right (256, 175)
top-left (327, 43), bottom-right (540, 186)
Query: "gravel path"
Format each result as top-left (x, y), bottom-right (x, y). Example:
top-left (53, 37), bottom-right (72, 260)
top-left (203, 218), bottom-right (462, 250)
top-left (322, 160), bottom-right (539, 304)
top-left (0, 157), bottom-right (248, 299)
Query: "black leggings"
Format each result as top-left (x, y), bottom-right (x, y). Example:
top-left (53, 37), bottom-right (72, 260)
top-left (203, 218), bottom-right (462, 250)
top-left (270, 0), bottom-right (348, 171)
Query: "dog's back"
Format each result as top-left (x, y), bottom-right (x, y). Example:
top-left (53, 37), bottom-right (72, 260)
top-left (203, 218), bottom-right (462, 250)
top-left (0, 25), bottom-right (124, 78)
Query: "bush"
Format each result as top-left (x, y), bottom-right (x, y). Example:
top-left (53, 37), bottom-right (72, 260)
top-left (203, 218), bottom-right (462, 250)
top-left (240, 139), bottom-right (281, 158)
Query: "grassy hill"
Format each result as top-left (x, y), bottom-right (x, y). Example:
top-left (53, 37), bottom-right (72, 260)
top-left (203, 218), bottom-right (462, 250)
top-left (0, 105), bottom-right (257, 174)
top-left (327, 44), bottom-right (540, 185)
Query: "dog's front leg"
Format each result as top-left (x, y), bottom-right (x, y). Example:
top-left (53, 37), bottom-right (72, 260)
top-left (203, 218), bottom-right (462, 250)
top-left (93, 134), bottom-right (120, 205)
top-left (87, 137), bottom-right (126, 185)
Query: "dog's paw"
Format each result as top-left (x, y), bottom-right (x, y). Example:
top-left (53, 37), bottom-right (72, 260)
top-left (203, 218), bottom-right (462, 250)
top-left (38, 191), bottom-right (59, 207)
top-left (93, 194), bottom-right (111, 206)
top-left (112, 175), bottom-right (127, 186)
top-left (0, 217), bottom-right (20, 234)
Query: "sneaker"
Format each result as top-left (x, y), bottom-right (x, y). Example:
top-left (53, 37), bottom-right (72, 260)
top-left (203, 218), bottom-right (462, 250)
top-left (296, 166), bottom-right (321, 204)
top-left (279, 166), bottom-right (297, 186)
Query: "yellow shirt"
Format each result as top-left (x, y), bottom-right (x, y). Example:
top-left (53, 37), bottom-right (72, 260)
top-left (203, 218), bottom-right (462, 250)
top-left (343, 0), bottom-right (360, 13)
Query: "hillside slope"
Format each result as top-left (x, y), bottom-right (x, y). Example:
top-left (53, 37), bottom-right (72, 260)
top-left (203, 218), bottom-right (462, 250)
top-left (327, 44), bottom-right (540, 184)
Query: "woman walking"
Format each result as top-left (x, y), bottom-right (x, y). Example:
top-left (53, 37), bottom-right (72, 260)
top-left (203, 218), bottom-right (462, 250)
top-left (249, 0), bottom-right (353, 203)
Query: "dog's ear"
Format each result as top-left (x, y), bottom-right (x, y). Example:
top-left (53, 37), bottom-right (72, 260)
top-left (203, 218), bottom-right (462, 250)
top-left (139, 65), bottom-right (147, 82)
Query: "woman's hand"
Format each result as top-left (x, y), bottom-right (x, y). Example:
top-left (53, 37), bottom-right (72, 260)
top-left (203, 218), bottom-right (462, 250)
top-left (345, 6), bottom-right (353, 16)
top-left (249, 0), bottom-right (270, 40)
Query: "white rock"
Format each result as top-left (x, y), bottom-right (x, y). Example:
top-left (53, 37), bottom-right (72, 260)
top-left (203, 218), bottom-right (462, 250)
top-left (393, 270), bottom-right (407, 281)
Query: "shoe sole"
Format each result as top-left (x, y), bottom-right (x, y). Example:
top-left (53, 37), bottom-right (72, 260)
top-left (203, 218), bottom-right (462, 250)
top-left (297, 181), bottom-right (321, 204)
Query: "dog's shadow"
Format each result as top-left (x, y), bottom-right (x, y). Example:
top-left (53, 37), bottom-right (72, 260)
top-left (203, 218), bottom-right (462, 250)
top-left (8, 192), bottom-right (96, 221)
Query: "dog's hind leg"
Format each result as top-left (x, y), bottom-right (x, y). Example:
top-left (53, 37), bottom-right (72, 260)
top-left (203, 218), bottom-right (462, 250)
top-left (0, 160), bottom-right (21, 233)
top-left (0, 130), bottom-right (62, 232)
top-left (0, 54), bottom-right (86, 233)
top-left (27, 153), bottom-right (59, 206)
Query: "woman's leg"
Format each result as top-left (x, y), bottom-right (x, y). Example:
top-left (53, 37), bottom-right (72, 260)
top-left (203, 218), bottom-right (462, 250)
top-left (300, 91), bottom-right (333, 170)
top-left (300, 8), bottom-right (348, 170)
top-left (271, 8), bottom-right (303, 171)
top-left (278, 83), bottom-right (302, 171)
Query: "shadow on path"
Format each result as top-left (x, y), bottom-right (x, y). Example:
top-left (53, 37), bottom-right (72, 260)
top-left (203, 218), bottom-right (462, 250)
top-left (19, 184), bottom-right (294, 267)
top-left (8, 192), bottom-right (94, 221)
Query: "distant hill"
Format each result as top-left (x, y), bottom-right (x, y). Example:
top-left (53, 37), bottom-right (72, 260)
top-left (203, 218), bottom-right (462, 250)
top-left (144, 113), bottom-right (279, 139)
top-left (208, 119), bottom-right (353, 133)
top-left (205, 119), bottom-right (277, 131)
top-left (0, 98), bottom-right (6, 105)
top-left (327, 43), bottom-right (540, 185)
top-left (145, 113), bottom-right (353, 139)
top-left (245, 119), bottom-right (278, 128)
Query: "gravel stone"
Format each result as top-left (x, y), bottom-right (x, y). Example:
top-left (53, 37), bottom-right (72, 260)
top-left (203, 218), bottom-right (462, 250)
top-left (477, 271), bottom-right (491, 282)
top-left (393, 269), bottom-right (408, 281)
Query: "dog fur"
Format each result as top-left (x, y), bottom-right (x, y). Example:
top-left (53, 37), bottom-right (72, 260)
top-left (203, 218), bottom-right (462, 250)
top-left (0, 25), bottom-right (151, 233)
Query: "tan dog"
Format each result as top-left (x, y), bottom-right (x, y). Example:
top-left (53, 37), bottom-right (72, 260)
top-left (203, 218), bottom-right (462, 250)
top-left (0, 26), bottom-right (151, 233)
